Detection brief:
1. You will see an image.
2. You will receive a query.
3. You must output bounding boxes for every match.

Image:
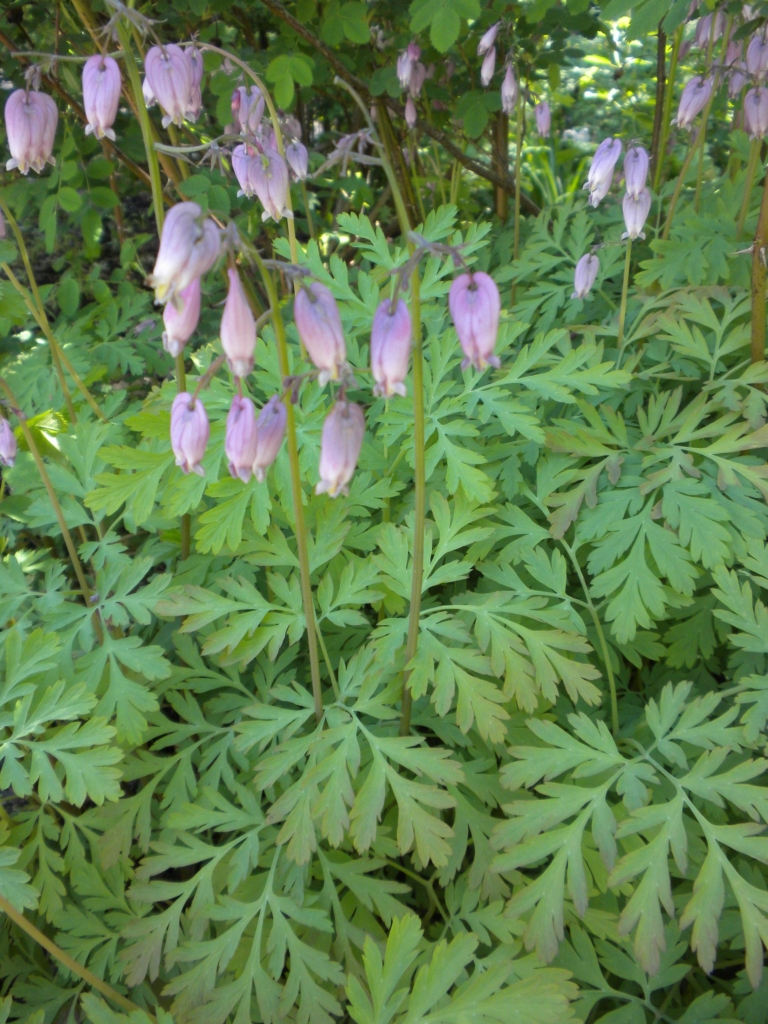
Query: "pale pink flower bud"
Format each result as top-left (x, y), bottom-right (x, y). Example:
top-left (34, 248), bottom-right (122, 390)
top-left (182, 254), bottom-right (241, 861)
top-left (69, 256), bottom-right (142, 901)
top-left (294, 282), bottom-right (347, 384)
top-left (624, 145), bottom-right (649, 199)
top-left (725, 40), bottom-right (743, 66)
top-left (253, 395), bottom-right (287, 482)
top-left (232, 143), bottom-right (257, 197)
top-left (730, 63), bottom-right (748, 98)
top-left (694, 10), bottom-right (724, 48)
top-left (744, 87), bottom-right (768, 138)
top-left (501, 64), bottom-right (517, 115)
top-left (162, 277), bottom-right (201, 357)
top-left (221, 268), bottom-right (256, 378)
top-left (285, 140), bottom-right (309, 180)
top-left (622, 188), bottom-right (651, 240)
top-left (251, 148), bottom-right (291, 223)
top-left (409, 62), bottom-right (426, 97)
top-left (170, 392), bottom-right (209, 476)
top-left (371, 298), bottom-right (411, 398)
top-left (572, 253), bottom-right (599, 299)
top-left (225, 395), bottom-right (259, 482)
top-left (397, 45), bottom-right (419, 89)
top-left (584, 137), bottom-right (622, 199)
top-left (405, 95), bottom-right (417, 127)
top-left (148, 202), bottom-right (220, 306)
top-left (316, 400), bottom-right (365, 497)
top-left (0, 417), bottom-right (17, 468)
top-left (477, 21), bottom-right (500, 56)
top-left (480, 47), bottom-right (496, 87)
top-left (185, 47), bottom-right (203, 122)
top-left (449, 272), bottom-right (501, 372)
top-left (82, 55), bottom-right (121, 141)
top-left (144, 44), bottom-right (192, 128)
top-left (5, 89), bottom-right (58, 175)
top-left (283, 116), bottom-right (302, 139)
top-left (142, 77), bottom-right (156, 108)
top-left (232, 85), bottom-right (264, 134)
top-left (535, 101), bottom-right (551, 137)
top-left (676, 76), bottom-right (713, 128)
top-left (747, 32), bottom-right (768, 77)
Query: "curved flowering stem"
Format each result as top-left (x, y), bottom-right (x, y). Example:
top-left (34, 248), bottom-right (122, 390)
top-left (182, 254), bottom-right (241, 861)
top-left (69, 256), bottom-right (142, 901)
top-left (616, 238), bottom-right (633, 364)
top-left (737, 139), bottom-right (761, 236)
top-left (331, 78), bottom-right (425, 736)
top-left (653, 25), bottom-right (683, 193)
top-left (250, 251), bottom-right (323, 722)
top-left (0, 377), bottom-right (103, 643)
top-left (0, 200), bottom-right (106, 424)
top-left (661, 122), bottom-right (705, 241)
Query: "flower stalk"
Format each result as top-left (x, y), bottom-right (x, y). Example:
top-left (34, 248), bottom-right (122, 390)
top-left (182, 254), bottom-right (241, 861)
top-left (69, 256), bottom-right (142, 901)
top-left (737, 139), bottom-right (761, 236)
top-left (616, 239), bottom-right (633, 364)
top-left (751, 166), bottom-right (768, 364)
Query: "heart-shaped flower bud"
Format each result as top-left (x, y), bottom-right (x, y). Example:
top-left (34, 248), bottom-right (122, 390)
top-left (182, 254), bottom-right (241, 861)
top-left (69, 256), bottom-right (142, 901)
top-left (232, 85), bottom-right (265, 134)
top-left (82, 55), bottom-right (121, 141)
top-left (572, 253), bottom-right (599, 299)
top-left (725, 40), bottom-right (743, 67)
top-left (584, 137), bottom-right (622, 200)
top-left (587, 174), bottom-right (612, 208)
top-left (405, 96), bottom-right (417, 127)
top-left (747, 32), bottom-right (768, 77)
top-left (221, 268), bottom-right (256, 378)
top-left (449, 271), bottom-right (501, 372)
top-left (624, 144), bottom-right (649, 199)
top-left (232, 143), bottom-right (258, 197)
top-left (316, 400), bottom-right (365, 497)
top-left (535, 101), bottom-right (551, 137)
top-left (409, 62), bottom-right (427, 98)
top-left (397, 42), bottom-right (421, 89)
top-left (285, 141), bottom-right (309, 180)
top-left (371, 298), bottom-right (411, 398)
top-left (477, 21), bottom-right (500, 56)
top-left (694, 10), bottom-right (724, 48)
top-left (144, 44), bottom-right (193, 128)
top-left (730, 62), bottom-right (748, 98)
top-left (501, 64), bottom-right (518, 115)
top-left (675, 76), bottom-right (713, 129)
top-left (480, 47), bottom-right (496, 87)
top-left (5, 89), bottom-right (58, 175)
top-left (185, 47), bottom-right (203, 122)
top-left (225, 395), bottom-right (259, 482)
top-left (0, 417), bottom-right (17, 468)
top-left (294, 282), bottom-right (347, 385)
top-left (251, 148), bottom-right (291, 223)
top-left (745, 87), bottom-right (768, 138)
top-left (253, 395), bottom-right (287, 482)
top-left (622, 188), bottom-right (651, 240)
top-left (162, 277), bottom-right (201, 357)
top-left (148, 201), bottom-right (220, 306)
top-left (170, 392), bottom-right (209, 476)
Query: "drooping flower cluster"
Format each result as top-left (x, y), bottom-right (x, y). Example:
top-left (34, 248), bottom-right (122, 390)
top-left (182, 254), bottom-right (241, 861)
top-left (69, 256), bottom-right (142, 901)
top-left (396, 41), bottom-right (427, 127)
top-left (148, 201), bottom-right (220, 307)
top-left (4, 89), bottom-right (58, 175)
top-left (621, 144), bottom-right (651, 240)
top-left (583, 136), bottom-right (622, 208)
top-left (143, 43), bottom-right (203, 127)
top-left (477, 22), bottom-right (499, 88)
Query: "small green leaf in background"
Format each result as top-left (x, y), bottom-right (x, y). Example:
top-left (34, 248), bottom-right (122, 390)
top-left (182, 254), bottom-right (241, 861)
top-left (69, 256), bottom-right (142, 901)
top-left (410, 0), bottom-right (481, 52)
top-left (57, 278), bottom-right (80, 318)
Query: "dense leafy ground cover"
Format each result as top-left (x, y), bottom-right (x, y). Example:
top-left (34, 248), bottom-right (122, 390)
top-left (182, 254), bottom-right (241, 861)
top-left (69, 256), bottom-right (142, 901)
top-left (1, 2), bottom-right (768, 1024)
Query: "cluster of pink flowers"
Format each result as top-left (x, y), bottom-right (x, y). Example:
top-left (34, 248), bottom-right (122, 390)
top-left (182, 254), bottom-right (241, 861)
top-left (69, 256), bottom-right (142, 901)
top-left (397, 42), bottom-right (427, 127)
top-left (143, 43), bottom-right (203, 127)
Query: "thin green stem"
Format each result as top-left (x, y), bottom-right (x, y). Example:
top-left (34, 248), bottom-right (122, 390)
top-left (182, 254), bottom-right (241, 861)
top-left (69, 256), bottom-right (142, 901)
top-left (315, 620), bottom-right (339, 699)
top-left (300, 180), bottom-right (316, 241)
top-left (653, 26), bottom-right (682, 193)
top-left (616, 239), bottom-right (633, 362)
top-left (694, 17), bottom-right (732, 212)
top-left (512, 84), bottom-right (523, 306)
top-left (737, 139), bottom-right (761, 236)
top-left (251, 255), bottom-right (323, 722)
top-left (661, 122), bottom-right (705, 240)
top-left (0, 377), bottom-right (103, 643)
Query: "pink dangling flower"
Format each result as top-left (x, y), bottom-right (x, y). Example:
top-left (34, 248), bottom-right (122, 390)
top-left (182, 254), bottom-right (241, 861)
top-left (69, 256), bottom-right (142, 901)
top-left (185, 47), bottom-right (204, 122)
top-left (744, 87), bottom-right (768, 139)
top-left (371, 298), bottom-right (411, 397)
top-left (624, 145), bottom-right (649, 199)
top-left (232, 143), bottom-right (258, 197)
top-left (285, 140), bottom-right (309, 180)
top-left (4, 89), bottom-right (58, 175)
top-left (584, 137), bottom-right (622, 202)
top-left (0, 417), bottom-right (17, 468)
top-left (501, 64), bottom-right (517, 115)
top-left (253, 395), bottom-right (287, 482)
top-left (316, 400), bottom-right (365, 497)
top-left (250, 148), bottom-right (292, 222)
top-left (572, 253), bottom-right (599, 299)
top-left (622, 188), bottom-right (651, 240)
top-left (480, 47), bottom-right (496, 87)
top-left (730, 63), bottom-right (748, 98)
top-left (142, 77), bottom-right (156, 108)
top-left (694, 11), bottom-right (725, 48)
top-left (162, 277), bottom-right (201, 358)
top-left (294, 282), bottom-right (347, 384)
top-left (449, 272), bottom-right (501, 372)
top-left (82, 55), bottom-right (121, 141)
top-left (535, 101), bottom-right (551, 137)
top-left (225, 395), bottom-right (259, 482)
top-left (231, 85), bottom-right (264, 134)
top-left (675, 76), bottom-right (713, 129)
top-left (746, 31), bottom-right (768, 78)
top-left (397, 42), bottom-right (421, 89)
top-left (220, 268), bottom-right (256, 378)
top-left (144, 44), bottom-right (193, 128)
top-left (148, 201), bottom-right (220, 306)
top-left (477, 22), bottom-right (500, 56)
top-left (409, 62), bottom-right (426, 98)
top-left (170, 392), bottom-right (209, 476)
top-left (405, 96), bottom-right (417, 128)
